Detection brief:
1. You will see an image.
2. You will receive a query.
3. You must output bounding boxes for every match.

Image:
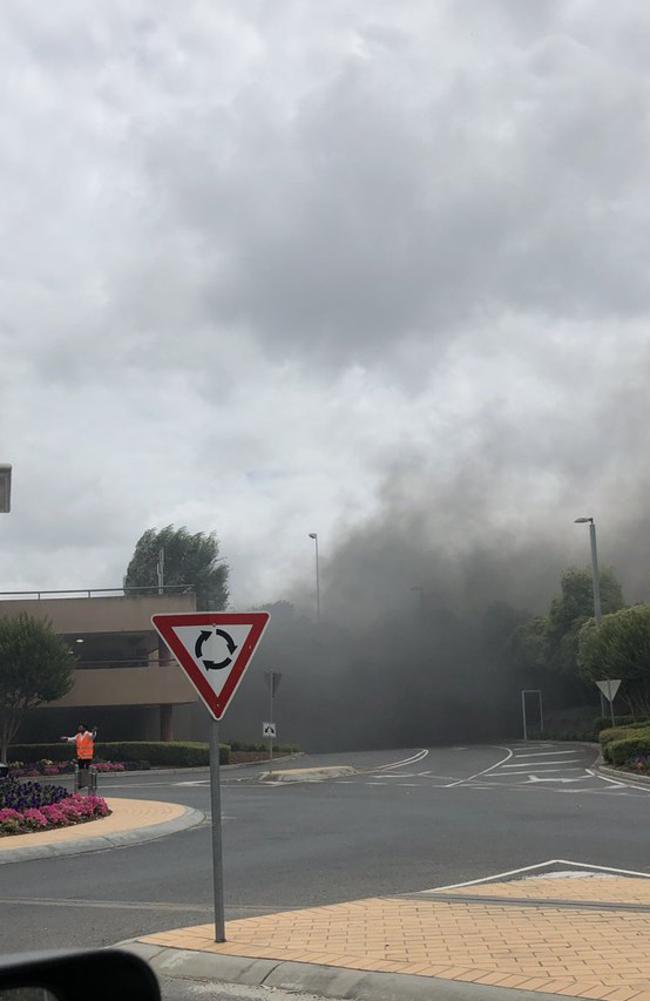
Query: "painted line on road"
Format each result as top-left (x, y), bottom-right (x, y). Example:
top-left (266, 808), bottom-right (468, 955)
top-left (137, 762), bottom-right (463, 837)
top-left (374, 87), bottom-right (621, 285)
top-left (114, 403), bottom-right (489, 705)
top-left (500, 759), bottom-right (582, 769)
top-left (426, 857), bottom-right (650, 893)
top-left (445, 745), bottom-right (514, 787)
top-left (427, 859), bottom-right (565, 891)
top-left (0, 896), bottom-right (214, 912)
top-left (0, 897), bottom-right (298, 914)
top-left (513, 750), bottom-right (584, 757)
top-left (375, 748), bottom-right (429, 770)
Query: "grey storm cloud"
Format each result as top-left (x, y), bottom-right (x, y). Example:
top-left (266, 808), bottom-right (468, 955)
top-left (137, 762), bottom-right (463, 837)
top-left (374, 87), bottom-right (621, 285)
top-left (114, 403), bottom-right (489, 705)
top-left (0, 0), bottom-right (650, 621)
top-left (132, 3), bottom-right (650, 365)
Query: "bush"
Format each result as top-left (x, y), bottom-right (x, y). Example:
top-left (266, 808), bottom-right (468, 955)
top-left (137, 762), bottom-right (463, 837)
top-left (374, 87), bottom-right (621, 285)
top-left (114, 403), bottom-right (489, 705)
top-left (9, 741), bottom-right (230, 766)
top-left (599, 725), bottom-right (650, 749)
top-left (604, 730), bottom-right (650, 766)
top-left (595, 716), bottom-right (650, 733)
top-left (228, 741), bottom-right (300, 754)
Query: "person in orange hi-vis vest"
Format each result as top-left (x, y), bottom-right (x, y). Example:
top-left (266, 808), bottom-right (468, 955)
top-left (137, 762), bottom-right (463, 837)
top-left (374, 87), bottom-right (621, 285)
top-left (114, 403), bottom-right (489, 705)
top-left (61, 724), bottom-right (97, 769)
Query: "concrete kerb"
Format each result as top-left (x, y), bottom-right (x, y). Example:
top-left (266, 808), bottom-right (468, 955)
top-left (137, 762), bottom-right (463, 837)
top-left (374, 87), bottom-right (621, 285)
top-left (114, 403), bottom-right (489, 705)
top-left (259, 766), bottom-right (357, 783)
top-left (596, 762), bottom-right (650, 786)
top-left (120, 941), bottom-right (565, 1001)
top-left (0, 805), bottom-right (204, 865)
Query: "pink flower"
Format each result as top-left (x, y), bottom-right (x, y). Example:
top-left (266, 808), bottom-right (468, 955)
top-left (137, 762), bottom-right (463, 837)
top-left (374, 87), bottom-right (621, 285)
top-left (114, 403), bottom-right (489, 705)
top-left (0, 808), bottom-right (22, 823)
top-left (23, 808), bottom-right (48, 828)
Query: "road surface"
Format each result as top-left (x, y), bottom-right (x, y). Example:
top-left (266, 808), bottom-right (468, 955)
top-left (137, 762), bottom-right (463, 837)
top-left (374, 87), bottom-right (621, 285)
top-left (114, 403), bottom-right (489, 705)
top-left (1, 742), bottom-right (647, 998)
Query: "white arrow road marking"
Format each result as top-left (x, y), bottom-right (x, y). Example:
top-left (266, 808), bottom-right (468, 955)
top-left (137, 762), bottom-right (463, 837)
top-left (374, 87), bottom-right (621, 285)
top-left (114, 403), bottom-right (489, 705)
top-left (525, 775), bottom-right (588, 783)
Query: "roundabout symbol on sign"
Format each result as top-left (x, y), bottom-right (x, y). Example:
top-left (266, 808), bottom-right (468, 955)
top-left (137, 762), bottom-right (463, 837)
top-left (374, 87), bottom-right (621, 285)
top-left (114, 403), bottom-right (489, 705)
top-left (195, 628), bottom-right (237, 671)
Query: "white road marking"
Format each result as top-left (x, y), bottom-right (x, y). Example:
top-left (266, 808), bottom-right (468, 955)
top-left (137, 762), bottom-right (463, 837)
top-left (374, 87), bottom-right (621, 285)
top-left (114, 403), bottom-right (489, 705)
top-left (426, 857), bottom-right (649, 892)
top-left (513, 750), bottom-right (584, 758)
top-left (427, 859), bottom-right (565, 891)
top-left (524, 776), bottom-right (586, 783)
top-left (500, 760), bottom-right (582, 769)
top-left (445, 746), bottom-right (514, 787)
top-left (376, 748), bottom-right (429, 770)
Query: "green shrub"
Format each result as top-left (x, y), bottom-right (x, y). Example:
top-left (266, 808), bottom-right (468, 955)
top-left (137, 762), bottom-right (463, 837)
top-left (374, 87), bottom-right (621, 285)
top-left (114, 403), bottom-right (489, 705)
top-left (595, 716), bottom-right (650, 733)
top-left (9, 741), bottom-right (229, 766)
top-left (228, 740), bottom-right (300, 754)
top-left (599, 725), bottom-right (650, 749)
top-left (605, 731), bottom-right (650, 766)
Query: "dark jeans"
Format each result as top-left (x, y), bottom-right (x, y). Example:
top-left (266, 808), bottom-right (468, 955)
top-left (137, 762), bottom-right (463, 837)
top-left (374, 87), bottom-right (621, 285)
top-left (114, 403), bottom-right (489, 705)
top-left (77, 759), bottom-right (92, 770)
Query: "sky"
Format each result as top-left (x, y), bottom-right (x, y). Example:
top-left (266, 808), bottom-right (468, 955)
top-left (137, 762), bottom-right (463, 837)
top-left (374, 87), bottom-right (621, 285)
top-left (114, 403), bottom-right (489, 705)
top-left (2, 1), bottom-right (650, 615)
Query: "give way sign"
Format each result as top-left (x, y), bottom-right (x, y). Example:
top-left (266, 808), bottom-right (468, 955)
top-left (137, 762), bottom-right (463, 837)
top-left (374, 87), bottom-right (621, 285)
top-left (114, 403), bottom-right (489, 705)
top-left (152, 612), bottom-right (270, 720)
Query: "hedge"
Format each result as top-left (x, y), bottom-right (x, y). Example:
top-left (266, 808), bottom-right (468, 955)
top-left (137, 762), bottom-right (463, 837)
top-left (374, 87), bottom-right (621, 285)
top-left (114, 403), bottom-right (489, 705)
top-left (9, 741), bottom-right (229, 766)
top-left (228, 740), bottom-right (300, 754)
top-left (604, 730), bottom-right (650, 766)
top-left (596, 716), bottom-right (650, 735)
top-left (599, 724), bottom-right (650, 748)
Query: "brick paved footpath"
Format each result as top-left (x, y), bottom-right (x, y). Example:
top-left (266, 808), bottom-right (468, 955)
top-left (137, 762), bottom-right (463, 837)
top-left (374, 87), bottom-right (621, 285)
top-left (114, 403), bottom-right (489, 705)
top-left (139, 875), bottom-right (650, 1000)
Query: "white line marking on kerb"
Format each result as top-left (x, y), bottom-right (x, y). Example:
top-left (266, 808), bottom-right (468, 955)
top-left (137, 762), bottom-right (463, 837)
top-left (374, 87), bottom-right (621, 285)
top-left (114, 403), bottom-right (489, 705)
top-left (376, 749), bottom-right (429, 771)
top-left (445, 746), bottom-right (513, 787)
top-left (426, 857), bottom-right (650, 893)
top-left (427, 859), bottom-right (562, 891)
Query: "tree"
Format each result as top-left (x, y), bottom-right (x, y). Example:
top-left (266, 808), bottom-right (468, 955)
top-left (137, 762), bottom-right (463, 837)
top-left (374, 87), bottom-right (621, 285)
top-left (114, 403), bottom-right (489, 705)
top-left (124, 525), bottom-right (229, 611)
top-left (0, 613), bottom-right (74, 761)
top-left (545, 567), bottom-right (624, 675)
top-left (578, 605), bottom-right (650, 714)
top-left (506, 616), bottom-right (548, 680)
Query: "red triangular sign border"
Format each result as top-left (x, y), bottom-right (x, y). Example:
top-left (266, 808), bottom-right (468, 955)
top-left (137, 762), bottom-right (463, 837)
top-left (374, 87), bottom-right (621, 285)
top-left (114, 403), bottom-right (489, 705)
top-left (151, 611), bottom-right (271, 720)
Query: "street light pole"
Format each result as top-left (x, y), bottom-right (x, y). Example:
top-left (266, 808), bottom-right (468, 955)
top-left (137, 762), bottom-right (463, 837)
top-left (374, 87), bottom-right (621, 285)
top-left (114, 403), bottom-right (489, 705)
top-left (574, 517), bottom-right (602, 625)
top-left (308, 533), bottom-right (320, 623)
top-left (575, 516), bottom-right (606, 718)
top-left (0, 465), bottom-right (12, 514)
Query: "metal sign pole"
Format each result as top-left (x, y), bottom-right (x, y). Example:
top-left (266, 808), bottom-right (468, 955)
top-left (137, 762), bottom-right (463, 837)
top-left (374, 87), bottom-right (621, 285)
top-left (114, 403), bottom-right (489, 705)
top-left (209, 718), bottom-right (226, 943)
top-left (608, 680), bottom-right (615, 728)
top-left (538, 691), bottom-right (544, 735)
top-left (269, 680), bottom-right (274, 762)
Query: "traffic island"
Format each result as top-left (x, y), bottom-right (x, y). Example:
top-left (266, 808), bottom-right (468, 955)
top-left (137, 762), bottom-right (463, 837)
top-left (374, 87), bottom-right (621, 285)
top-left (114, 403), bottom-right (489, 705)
top-left (126, 870), bottom-right (650, 1001)
top-left (0, 797), bottom-right (203, 864)
top-left (259, 766), bottom-right (356, 783)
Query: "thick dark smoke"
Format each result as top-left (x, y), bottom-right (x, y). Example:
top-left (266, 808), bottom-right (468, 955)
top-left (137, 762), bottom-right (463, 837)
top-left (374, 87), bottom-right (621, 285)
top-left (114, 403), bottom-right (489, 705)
top-left (223, 373), bottom-right (650, 752)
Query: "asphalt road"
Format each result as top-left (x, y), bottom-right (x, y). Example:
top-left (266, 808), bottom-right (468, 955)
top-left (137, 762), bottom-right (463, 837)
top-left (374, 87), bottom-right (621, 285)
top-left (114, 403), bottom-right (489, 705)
top-left (1, 743), bottom-right (648, 999)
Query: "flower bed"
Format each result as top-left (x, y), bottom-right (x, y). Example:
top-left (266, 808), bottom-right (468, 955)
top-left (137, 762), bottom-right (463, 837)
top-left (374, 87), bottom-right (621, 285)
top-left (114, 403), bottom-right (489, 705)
top-left (0, 777), bottom-right (110, 836)
top-left (9, 759), bottom-right (136, 777)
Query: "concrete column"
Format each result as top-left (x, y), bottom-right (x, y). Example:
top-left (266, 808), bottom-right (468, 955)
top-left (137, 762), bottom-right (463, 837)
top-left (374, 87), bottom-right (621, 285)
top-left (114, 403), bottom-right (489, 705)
top-left (160, 704), bottom-right (173, 741)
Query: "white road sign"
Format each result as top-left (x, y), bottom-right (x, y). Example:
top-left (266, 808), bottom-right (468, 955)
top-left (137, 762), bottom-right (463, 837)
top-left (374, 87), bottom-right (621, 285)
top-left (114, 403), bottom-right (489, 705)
top-left (596, 679), bottom-right (621, 703)
top-left (263, 722), bottom-right (277, 738)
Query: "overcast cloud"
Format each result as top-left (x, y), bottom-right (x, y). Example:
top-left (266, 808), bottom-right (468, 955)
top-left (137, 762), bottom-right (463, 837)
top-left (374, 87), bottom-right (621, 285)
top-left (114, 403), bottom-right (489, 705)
top-left (2, 1), bottom-right (650, 613)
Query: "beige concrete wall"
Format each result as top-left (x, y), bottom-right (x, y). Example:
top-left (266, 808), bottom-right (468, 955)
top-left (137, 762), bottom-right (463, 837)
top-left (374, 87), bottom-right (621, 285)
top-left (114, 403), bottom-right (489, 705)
top-left (50, 663), bottom-right (198, 708)
top-left (0, 592), bottom-right (196, 633)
